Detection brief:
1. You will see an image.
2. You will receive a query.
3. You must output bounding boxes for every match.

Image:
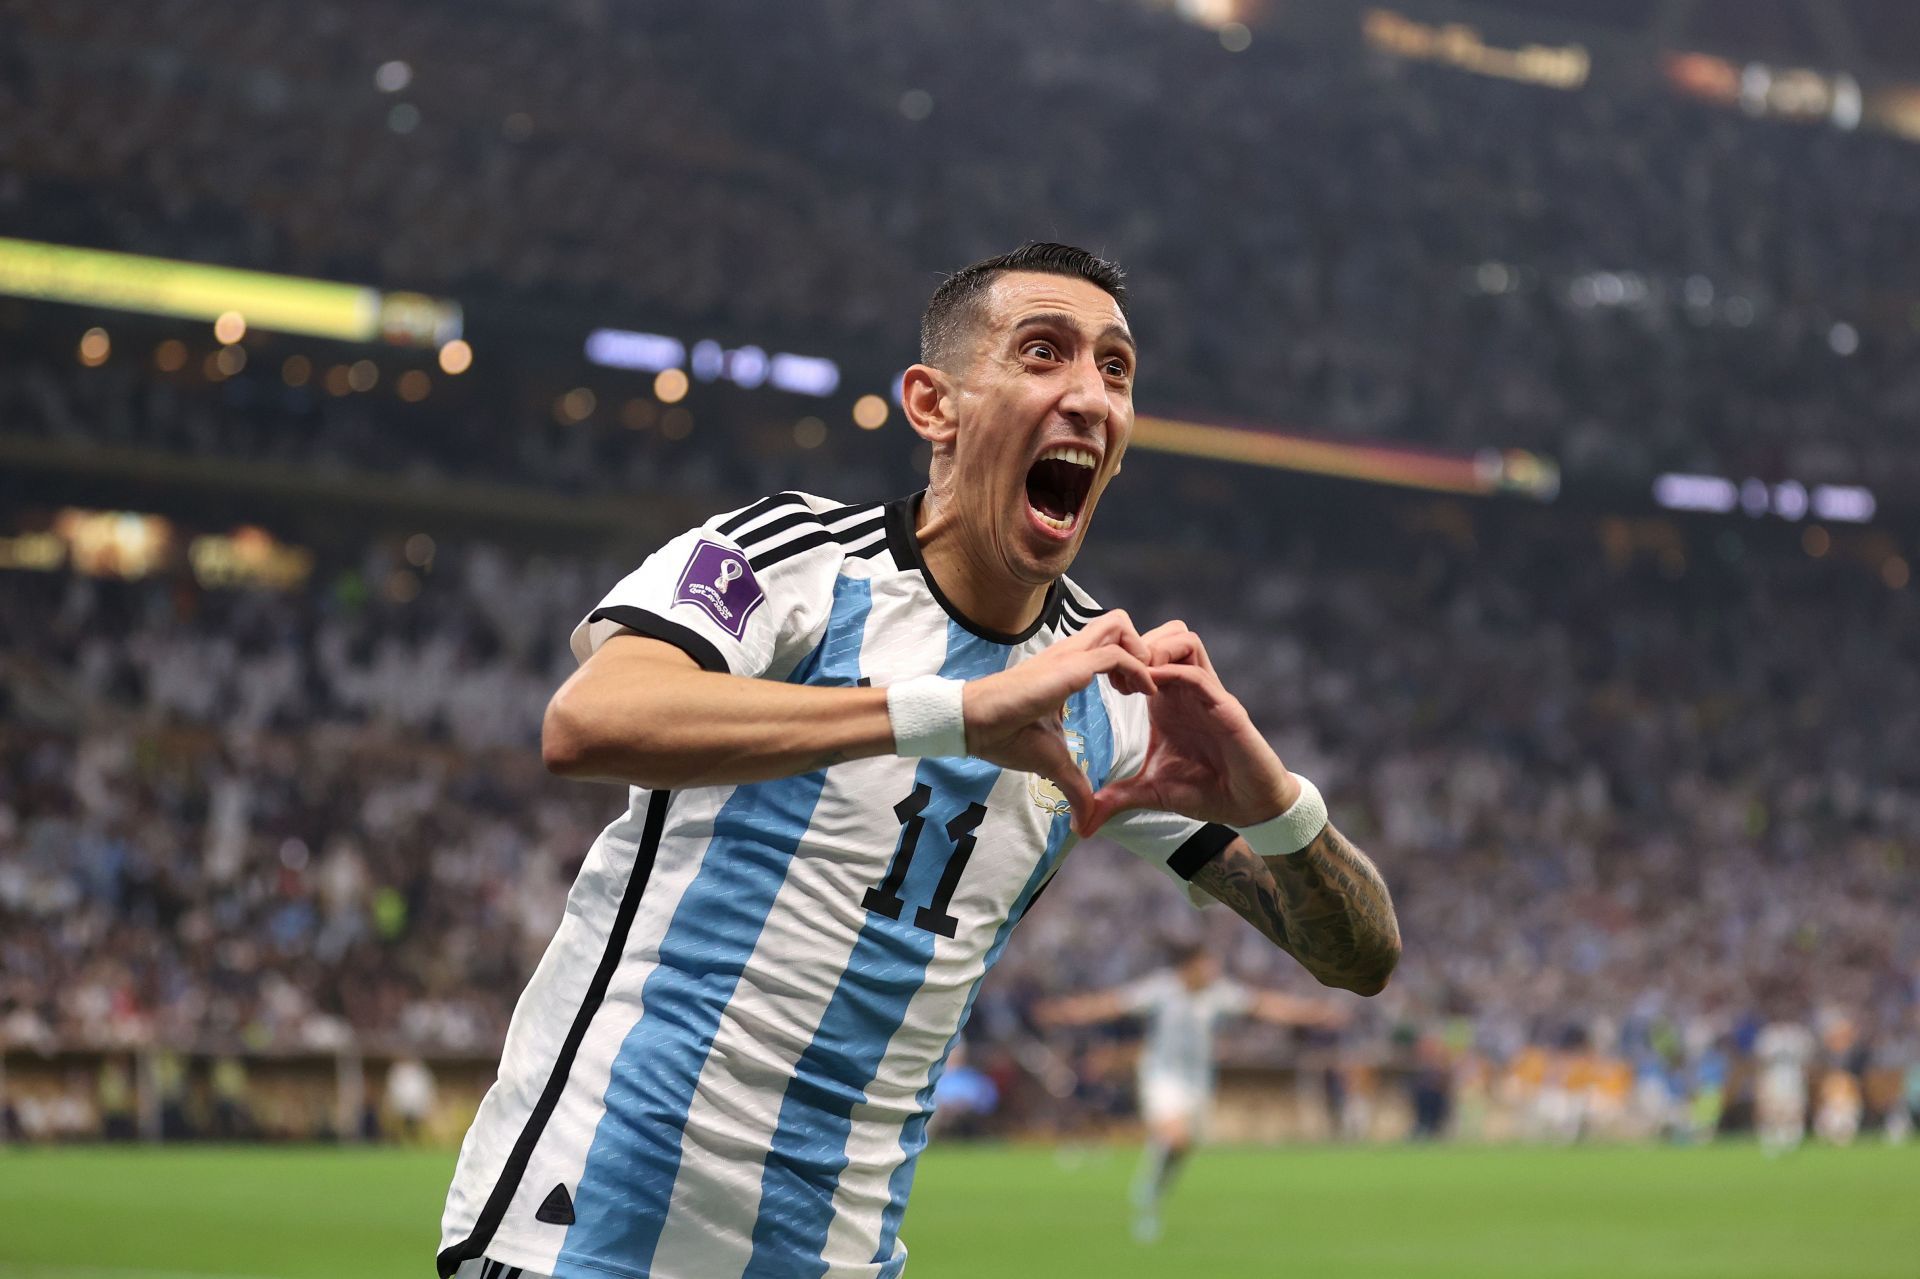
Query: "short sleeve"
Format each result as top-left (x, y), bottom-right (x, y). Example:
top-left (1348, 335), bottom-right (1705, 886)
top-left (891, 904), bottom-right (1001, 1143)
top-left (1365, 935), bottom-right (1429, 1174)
top-left (1210, 979), bottom-right (1255, 1018)
top-left (1095, 681), bottom-right (1237, 883)
top-left (568, 494), bottom-right (848, 680)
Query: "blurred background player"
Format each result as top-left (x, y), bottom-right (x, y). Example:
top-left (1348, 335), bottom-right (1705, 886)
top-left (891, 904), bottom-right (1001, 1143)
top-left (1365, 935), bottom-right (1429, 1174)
top-left (1039, 939), bottom-right (1346, 1241)
top-left (1754, 1018), bottom-right (1814, 1155)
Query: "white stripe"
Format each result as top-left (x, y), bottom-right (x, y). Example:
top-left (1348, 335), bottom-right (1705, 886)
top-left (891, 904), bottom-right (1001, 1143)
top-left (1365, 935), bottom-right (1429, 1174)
top-left (825, 505), bottom-right (884, 532)
top-left (822, 747), bottom-right (1067, 1271)
top-left (441, 784), bottom-right (736, 1274)
top-left (649, 588), bottom-right (949, 1276)
top-left (742, 520), bottom-right (836, 561)
top-left (727, 495), bottom-right (812, 541)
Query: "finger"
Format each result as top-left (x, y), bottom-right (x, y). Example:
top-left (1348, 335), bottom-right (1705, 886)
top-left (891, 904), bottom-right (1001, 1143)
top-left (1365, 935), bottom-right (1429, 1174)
top-left (1062, 644), bottom-right (1155, 697)
top-left (1145, 661), bottom-right (1226, 702)
top-left (1080, 610), bottom-right (1151, 665)
top-left (1080, 772), bottom-right (1160, 835)
top-left (1033, 735), bottom-right (1097, 829)
top-left (1150, 628), bottom-right (1215, 674)
top-left (1138, 619), bottom-right (1189, 656)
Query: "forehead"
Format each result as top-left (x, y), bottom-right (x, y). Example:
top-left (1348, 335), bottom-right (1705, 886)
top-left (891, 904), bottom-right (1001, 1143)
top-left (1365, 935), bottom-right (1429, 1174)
top-left (981, 271), bottom-right (1130, 341)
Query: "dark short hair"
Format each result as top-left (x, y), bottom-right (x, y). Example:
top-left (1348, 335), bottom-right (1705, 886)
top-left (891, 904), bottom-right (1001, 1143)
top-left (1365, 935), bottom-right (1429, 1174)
top-left (1166, 938), bottom-right (1208, 969)
top-left (919, 242), bottom-right (1128, 370)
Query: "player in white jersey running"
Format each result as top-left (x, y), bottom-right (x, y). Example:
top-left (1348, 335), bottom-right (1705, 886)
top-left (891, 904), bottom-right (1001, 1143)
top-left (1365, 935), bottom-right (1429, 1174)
top-left (1040, 940), bottom-right (1346, 1240)
top-left (438, 243), bottom-right (1402, 1279)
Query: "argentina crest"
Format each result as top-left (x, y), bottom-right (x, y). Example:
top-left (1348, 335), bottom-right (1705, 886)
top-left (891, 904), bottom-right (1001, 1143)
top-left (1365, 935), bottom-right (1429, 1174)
top-left (1029, 728), bottom-right (1088, 818)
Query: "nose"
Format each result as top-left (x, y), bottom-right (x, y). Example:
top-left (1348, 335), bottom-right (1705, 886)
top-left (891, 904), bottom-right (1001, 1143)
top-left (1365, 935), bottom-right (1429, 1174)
top-left (1056, 351), bottom-right (1110, 431)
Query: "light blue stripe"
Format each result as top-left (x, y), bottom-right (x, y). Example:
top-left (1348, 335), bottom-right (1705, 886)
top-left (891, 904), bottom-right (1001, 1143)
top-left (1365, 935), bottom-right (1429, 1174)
top-left (870, 680), bottom-right (1117, 1273)
top-left (742, 622), bottom-right (1014, 1279)
top-left (556, 576), bottom-right (873, 1277)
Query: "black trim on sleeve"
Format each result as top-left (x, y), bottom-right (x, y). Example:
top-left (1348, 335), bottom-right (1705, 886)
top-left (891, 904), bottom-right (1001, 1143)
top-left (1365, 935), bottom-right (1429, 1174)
top-left (1168, 822), bottom-right (1238, 881)
top-left (733, 508), bottom-right (819, 551)
top-left (747, 528), bottom-right (837, 571)
top-left (716, 491), bottom-right (804, 536)
top-left (435, 789), bottom-right (673, 1278)
top-left (587, 605), bottom-right (728, 674)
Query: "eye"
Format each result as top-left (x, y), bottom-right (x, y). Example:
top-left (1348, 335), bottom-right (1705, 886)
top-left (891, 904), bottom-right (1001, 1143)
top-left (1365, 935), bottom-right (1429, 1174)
top-left (1023, 341), bottom-right (1058, 362)
top-left (1104, 357), bottom-right (1132, 380)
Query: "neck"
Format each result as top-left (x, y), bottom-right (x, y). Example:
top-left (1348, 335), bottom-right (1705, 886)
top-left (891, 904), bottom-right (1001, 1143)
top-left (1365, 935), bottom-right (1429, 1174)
top-left (914, 489), bottom-right (1052, 638)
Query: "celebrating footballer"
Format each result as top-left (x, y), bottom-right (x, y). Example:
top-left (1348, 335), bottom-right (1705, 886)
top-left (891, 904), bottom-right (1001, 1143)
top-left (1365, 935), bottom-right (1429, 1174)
top-left (438, 242), bottom-right (1402, 1279)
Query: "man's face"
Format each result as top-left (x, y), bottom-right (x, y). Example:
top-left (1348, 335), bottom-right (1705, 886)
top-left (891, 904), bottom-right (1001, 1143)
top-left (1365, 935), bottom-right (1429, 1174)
top-left (943, 272), bottom-right (1136, 585)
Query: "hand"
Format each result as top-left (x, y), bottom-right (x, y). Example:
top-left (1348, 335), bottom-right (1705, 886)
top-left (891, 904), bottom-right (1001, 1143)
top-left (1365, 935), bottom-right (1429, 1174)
top-left (1079, 622), bottom-right (1299, 835)
top-left (964, 611), bottom-right (1156, 832)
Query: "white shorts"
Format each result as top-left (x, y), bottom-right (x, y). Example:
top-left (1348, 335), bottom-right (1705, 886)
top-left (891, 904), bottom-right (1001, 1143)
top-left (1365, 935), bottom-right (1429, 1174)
top-left (1139, 1074), bottom-right (1211, 1128)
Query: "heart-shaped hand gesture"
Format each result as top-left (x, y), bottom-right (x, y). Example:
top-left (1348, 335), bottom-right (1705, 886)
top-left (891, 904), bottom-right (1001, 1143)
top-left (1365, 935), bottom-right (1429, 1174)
top-left (1079, 622), bottom-right (1299, 836)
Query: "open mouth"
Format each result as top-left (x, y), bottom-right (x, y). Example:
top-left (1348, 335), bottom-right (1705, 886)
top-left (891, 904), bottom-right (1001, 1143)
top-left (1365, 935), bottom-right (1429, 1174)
top-left (1024, 445), bottom-right (1098, 535)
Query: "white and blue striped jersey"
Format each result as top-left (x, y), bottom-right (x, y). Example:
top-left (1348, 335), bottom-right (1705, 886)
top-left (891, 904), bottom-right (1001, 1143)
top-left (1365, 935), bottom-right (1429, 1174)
top-left (439, 491), bottom-right (1235, 1279)
top-left (1120, 972), bottom-right (1253, 1090)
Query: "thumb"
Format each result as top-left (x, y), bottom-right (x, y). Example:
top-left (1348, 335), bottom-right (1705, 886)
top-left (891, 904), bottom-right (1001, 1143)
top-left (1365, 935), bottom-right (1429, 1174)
top-left (1079, 772), bottom-right (1161, 837)
top-left (1031, 732), bottom-right (1096, 834)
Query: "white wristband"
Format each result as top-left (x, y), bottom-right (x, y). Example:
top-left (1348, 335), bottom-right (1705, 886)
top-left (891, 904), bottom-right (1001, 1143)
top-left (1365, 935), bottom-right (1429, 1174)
top-left (1238, 775), bottom-right (1328, 857)
top-left (888, 675), bottom-right (969, 759)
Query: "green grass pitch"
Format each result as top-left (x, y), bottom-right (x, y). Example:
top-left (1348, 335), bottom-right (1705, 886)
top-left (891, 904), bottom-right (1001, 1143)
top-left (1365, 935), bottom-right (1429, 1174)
top-left (1, 1142), bottom-right (1915, 1278)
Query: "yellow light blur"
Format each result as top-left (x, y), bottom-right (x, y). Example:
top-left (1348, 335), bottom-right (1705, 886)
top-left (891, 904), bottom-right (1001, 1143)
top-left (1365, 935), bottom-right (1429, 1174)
top-left (661, 407), bottom-right (693, 439)
top-left (77, 327), bottom-right (110, 366)
top-left (282, 354), bottom-right (312, 387)
top-left (397, 369), bottom-right (432, 402)
top-left (348, 359), bottom-right (379, 392)
top-left (154, 339), bottom-right (188, 372)
top-left (654, 368), bottom-right (689, 404)
top-left (0, 237), bottom-right (459, 347)
top-left (215, 344), bottom-right (247, 376)
top-left (852, 394), bottom-right (889, 430)
top-left (214, 310), bottom-right (247, 344)
top-left (438, 338), bottom-right (473, 375)
top-left (794, 416), bottom-right (827, 449)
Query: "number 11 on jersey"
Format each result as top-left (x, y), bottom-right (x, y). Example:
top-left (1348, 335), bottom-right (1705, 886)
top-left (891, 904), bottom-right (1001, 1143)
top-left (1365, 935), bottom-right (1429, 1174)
top-left (861, 784), bottom-right (989, 938)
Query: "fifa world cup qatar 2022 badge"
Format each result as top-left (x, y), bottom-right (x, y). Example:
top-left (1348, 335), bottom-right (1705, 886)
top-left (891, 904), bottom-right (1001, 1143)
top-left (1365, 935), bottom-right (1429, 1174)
top-left (674, 539), bottom-right (765, 639)
top-left (1029, 729), bottom-right (1088, 817)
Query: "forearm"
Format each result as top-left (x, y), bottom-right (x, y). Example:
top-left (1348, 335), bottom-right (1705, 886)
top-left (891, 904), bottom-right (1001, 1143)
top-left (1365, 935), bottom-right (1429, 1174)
top-left (544, 664), bottom-right (895, 789)
top-left (1036, 991), bottom-right (1129, 1027)
top-left (1192, 824), bottom-right (1401, 996)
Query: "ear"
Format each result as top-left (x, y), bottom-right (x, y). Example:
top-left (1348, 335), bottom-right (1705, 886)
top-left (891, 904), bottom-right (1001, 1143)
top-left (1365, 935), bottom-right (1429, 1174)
top-left (901, 364), bottom-right (957, 447)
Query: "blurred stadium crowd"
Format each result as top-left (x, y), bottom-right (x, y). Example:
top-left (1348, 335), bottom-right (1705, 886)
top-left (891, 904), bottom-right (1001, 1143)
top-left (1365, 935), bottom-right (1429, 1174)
top-left (4, 0), bottom-right (1920, 1146)
top-left (4, 500), bottom-right (1916, 1140)
top-left (8, 0), bottom-right (1920, 490)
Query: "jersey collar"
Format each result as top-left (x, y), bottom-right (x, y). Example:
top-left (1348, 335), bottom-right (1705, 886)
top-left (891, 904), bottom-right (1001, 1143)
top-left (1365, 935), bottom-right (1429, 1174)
top-left (884, 492), bottom-right (1066, 645)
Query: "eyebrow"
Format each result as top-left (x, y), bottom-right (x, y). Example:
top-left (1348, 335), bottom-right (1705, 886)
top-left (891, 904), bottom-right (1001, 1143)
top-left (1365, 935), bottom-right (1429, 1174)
top-left (1012, 311), bottom-right (1137, 356)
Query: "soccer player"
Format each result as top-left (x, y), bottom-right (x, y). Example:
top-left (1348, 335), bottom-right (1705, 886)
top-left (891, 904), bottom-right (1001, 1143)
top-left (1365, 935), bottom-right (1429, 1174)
top-left (438, 243), bottom-right (1401, 1279)
top-left (1038, 940), bottom-right (1348, 1242)
top-left (1755, 1018), bottom-right (1814, 1155)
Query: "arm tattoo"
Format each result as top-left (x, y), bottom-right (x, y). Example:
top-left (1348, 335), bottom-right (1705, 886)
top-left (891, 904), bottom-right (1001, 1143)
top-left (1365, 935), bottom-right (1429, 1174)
top-left (1189, 823), bottom-right (1401, 995)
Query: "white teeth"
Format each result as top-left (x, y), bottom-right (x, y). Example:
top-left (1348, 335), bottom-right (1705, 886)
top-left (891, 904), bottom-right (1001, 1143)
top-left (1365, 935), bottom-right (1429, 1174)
top-left (1037, 445), bottom-right (1097, 469)
top-left (1033, 510), bottom-right (1075, 531)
